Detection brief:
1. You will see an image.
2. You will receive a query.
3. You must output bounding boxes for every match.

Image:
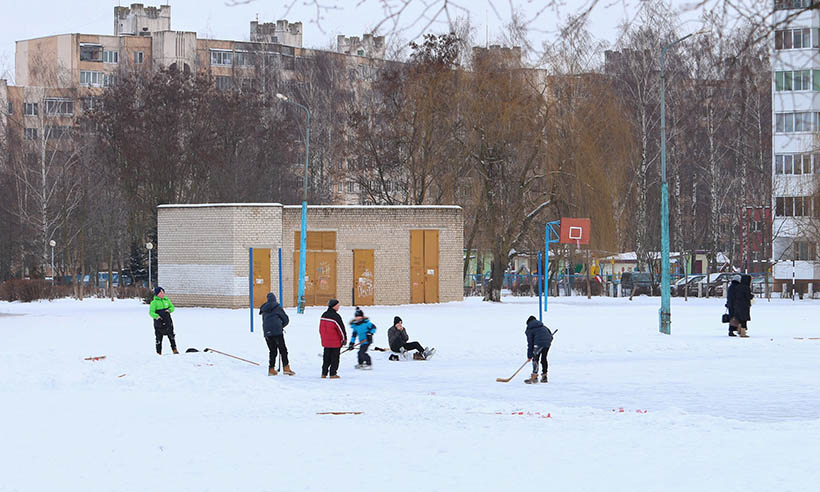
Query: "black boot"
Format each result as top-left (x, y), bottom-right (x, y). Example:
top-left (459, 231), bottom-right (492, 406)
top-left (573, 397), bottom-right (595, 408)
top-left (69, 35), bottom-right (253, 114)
top-left (728, 331), bottom-right (737, 337)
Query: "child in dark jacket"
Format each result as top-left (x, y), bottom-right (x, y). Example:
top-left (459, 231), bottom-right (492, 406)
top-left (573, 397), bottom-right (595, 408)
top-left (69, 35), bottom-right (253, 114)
top-left (260, 293), bottom-right (291, 376)
top-left (349, 307), bottom-right (377, 369)
top-left (387, 316), bottom-right (434, 360)
top-left (524, 315), bottom-right (553, 384)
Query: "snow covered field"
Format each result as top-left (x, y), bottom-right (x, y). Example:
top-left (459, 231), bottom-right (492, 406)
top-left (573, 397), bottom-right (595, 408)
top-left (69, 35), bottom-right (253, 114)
top-left (1, 295), bottom-right (819, 492)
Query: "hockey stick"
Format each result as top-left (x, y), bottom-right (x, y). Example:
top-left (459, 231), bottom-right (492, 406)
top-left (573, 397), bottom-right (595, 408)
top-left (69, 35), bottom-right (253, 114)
top-left (317, 341), bottom-right (361, 357)
top-left (204, 348), bottom-right (260, 366)
top-left (496, 359), bottom-right (531, 383)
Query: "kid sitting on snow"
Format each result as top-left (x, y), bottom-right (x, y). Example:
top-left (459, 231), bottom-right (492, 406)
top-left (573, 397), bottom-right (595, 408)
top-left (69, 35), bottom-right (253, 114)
top-left (524, 315), bottom-right (553, 384)
top-left (387, 316), bottom-right (434, 360)
top-left (349, 307), bottom-right (376, 369)
top-left (149, 287), bottom-right (178, 355)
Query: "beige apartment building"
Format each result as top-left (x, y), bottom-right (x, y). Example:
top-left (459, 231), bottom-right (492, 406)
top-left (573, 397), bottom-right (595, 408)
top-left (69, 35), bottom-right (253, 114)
top-left (157, 204), bottom-right (464, 308)
top-left (2, 3), bottom-right (387, 204)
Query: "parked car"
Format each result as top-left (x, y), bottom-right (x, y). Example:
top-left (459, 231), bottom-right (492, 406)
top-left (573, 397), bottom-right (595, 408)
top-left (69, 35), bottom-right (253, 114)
top-left (690, 272), bottom-right (737, 297)
top-left (751, 276), bottom-right (768, 295)
top-left (671, 274), bottom-right (705, 297)
top-left (621, 272), bottom-right (654, 296)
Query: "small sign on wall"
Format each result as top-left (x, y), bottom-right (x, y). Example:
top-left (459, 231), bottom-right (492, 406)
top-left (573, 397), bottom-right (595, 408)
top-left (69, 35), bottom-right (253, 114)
top-left (256, 278), bottom-right (264, 284)
top-left (427, 269), bottom-right (435, 275)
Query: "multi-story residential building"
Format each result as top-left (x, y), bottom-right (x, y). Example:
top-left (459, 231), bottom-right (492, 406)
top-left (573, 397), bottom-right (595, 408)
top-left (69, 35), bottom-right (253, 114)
top-left (1, 3), bottom-right (389, 206)
top-left (772, 0), bottom-right (820, 295)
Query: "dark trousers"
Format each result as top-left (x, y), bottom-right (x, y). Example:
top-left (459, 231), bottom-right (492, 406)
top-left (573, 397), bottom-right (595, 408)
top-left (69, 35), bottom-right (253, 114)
top-left (322, 347), bottom-right (341, 376)
top-left (154, 321), bottom-right (176, 355)
top-left (531, 345), bottom-right (549, 374)
top-left (265, 335), bottom-right (289, 368)
top-left (358, 342), bottom-right (372, 365)
top-left (401, 341), bottom-right (425, 354)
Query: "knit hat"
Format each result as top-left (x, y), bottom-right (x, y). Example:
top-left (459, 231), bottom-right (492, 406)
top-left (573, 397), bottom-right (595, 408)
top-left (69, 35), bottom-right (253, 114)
top-left (526, 315), bottom-right (537, 324)
top-left (328, 298), bottom-right (339, 308)
top-left (354, 307), bottom-right (364, 317)
top-left (154, 286), bottom-right (164, 296)
top-left (393, 316), bottom-right (402, 325)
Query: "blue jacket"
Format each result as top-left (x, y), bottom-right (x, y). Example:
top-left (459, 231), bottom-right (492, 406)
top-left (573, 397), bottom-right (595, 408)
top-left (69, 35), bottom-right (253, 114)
top-left (525, 318), bottom-right (553, 359)
top-left (260, 293), bottom-right (289, 337)
top-left (350, 318), bottom-right (376, 345)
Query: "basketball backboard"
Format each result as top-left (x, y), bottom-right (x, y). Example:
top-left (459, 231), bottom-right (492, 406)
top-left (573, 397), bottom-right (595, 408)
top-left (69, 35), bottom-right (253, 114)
top-left (560, 218), bottom-right (590, 245)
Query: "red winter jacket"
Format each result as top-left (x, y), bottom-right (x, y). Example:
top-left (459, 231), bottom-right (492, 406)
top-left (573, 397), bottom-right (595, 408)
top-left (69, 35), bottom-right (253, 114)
top-left (319, 308), bottom-right (347, 348)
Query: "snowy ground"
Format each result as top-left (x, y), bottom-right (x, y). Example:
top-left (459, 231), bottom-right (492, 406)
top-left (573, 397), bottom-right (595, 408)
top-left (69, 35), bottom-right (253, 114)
top-left (1, 294), bottom-right (819, 491)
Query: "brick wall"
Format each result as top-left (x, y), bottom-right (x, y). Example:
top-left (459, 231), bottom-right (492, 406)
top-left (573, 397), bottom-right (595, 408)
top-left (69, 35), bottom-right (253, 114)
top-left (158, 204), bottom-right (463, 308)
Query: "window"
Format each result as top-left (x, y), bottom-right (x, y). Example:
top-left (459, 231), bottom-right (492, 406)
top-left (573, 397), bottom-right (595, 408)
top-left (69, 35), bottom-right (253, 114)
top-left (45, 125), bottom-right (72, 140)
top-left (7, 102), bottom-right (12, 114)
top-left (80, 70), bottom-right (105, 87)
top-left (24, 102), bottom-right (38, 115)
top-left (816, 197), bottom-right (820, 217)
top-left (210, 50), bottom-right (233, 66)
top-left (784, 197), bottom-right (794, 216)
top-left (44, 98), bottom-right (74, 116)
top-left (79, 44), bottom-right (103, 62)
top-left (776, 154), bottom-right (820, 174)
top-left (775, 112), bottom-right (819, 133)
top-left (790, 241), bottom-right (817, 260)
top-left (357, 49), bottom-right (365, 56)
top-left (134, 51), bottom-right (144, 64)
top-left (775, 0), bottom-right (813, 11)
top-left (347, 181), bottom-right (355, 193)
top-left (215, 76), bottom-right (233, 91)
top-left (234, 51), bottom-right (252, 66)
top-left (795, 196), bottom-right (805, 216)
top-left (103, 73), bottom-right (117, 87)
top-left (337, 183), bottom-right (343, 193)
top-left (103, 50), bottom-right (119, 63)
top-left (82, 97), bottom-right (99, 111)
top-left (24, 128), bottom-right (38, 140)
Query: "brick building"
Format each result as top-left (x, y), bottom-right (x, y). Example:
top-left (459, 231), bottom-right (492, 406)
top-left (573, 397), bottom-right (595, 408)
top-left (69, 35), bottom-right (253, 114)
top-left (157, 204), bottom-right (463, 308)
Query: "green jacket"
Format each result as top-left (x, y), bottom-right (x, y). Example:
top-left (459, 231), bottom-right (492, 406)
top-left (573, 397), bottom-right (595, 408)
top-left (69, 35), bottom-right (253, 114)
top-left (149, 296), bottom-right (175, 319)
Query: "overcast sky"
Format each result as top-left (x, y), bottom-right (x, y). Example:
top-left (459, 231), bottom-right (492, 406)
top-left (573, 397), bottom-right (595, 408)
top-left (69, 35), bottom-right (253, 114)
top-left (0, 0), bottom-right (709, 83)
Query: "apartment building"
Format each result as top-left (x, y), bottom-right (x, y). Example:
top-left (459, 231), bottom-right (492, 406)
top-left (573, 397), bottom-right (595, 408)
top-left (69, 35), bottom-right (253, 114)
top-left (1, 3), bottom-right (388, 205)
top-left (772, 0), bottom-right (820, 293)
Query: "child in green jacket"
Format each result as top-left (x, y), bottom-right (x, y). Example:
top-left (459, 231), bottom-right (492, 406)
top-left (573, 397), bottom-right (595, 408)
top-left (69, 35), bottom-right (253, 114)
top-left (149, 287), bottom-right (178, 354)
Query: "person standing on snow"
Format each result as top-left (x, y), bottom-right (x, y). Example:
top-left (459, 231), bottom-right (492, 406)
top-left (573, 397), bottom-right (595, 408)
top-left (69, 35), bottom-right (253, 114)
top-left (727, 275), bottom-right (753, 338)
top-left (149, 287), bottom-right (178, 355)
top-left (260, 292), bottom-right (292, 376)
top-left (349, 307), bottom-right (376, 369)
top-left (319, 299), bottom-right (347, 378)
top-left (387, 316), bottom-right (433, 360)
top-left (725, 276), bottom-right (741, 337)
top-left (524, 315), bottom-right (553, 384)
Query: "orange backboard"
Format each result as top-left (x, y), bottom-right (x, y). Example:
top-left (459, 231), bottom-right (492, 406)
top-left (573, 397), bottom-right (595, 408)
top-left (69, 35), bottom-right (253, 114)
top-left (560, 218), bottom-right (590, 245)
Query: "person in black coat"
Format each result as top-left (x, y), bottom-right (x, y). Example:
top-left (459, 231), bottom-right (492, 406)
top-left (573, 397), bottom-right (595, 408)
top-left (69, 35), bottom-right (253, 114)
top-left (524, 315), bottom-right (553, 384)
top-left (386, 316), bottom-right (432, 360)
top-left (725, 277), bottom-right (741, 337)
top-left (727, 275), bottom-right (753, 338)
top-left (260, 293), bottom-right (292, 375)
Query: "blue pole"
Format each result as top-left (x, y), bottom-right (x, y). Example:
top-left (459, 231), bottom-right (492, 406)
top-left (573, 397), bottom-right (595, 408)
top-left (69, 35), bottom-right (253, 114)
top-left (249, 247), bottom-right (254, 333)
top-left (538, 251), bottom-right (542, 322)
top-left (278, 247), bottom-right (283, 308)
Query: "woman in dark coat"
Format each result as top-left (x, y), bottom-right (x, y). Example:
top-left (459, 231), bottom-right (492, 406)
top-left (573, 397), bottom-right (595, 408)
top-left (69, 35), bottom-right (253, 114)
top-left (727, 275), bottom-right (753, 338)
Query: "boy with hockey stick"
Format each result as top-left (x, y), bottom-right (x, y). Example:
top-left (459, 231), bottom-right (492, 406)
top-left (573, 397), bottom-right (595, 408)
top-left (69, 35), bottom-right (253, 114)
top-left (524, 315), bottom-right (553, 384)
top-left (259, 292), bottom-right (292, 376)
top-left (349, 307), bottom-right (377, 369)
top-left (149, 287), bottom-right (178, 355)
top-left (319, 299), bottom-right (347, 379)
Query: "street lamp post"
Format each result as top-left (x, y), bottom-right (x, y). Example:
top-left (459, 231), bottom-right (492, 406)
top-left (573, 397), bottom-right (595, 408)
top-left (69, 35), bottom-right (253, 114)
top-left (659, 30), bottom-right (707, 335)
top-left (146, 242), bottom-right (154, 291)
top-left (49, 240), bottom-right (56, 287)
top-left (276, 93), bottom-right (311, 314)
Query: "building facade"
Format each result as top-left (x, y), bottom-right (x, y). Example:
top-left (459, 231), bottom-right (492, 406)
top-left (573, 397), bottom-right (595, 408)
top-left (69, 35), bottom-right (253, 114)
top-left (772, 1), bottom-right (820, 293)
top-left (157, 204), bottom-right (464, 308)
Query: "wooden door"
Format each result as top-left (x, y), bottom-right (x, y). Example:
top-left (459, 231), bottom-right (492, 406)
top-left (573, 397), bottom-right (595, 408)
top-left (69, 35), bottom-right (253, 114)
top-left (353, 249), bottom-right (375, 306)
top-left (293, 251), bottom-right (317, 306)
top-left (313, 252), bottom-right (337, 307)
top-left (252, 248), bottom-right (271, 308)
top-left (410, 230), bottom-right (425, 303)
top-left (423, 230), bottom-right (439, 303)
